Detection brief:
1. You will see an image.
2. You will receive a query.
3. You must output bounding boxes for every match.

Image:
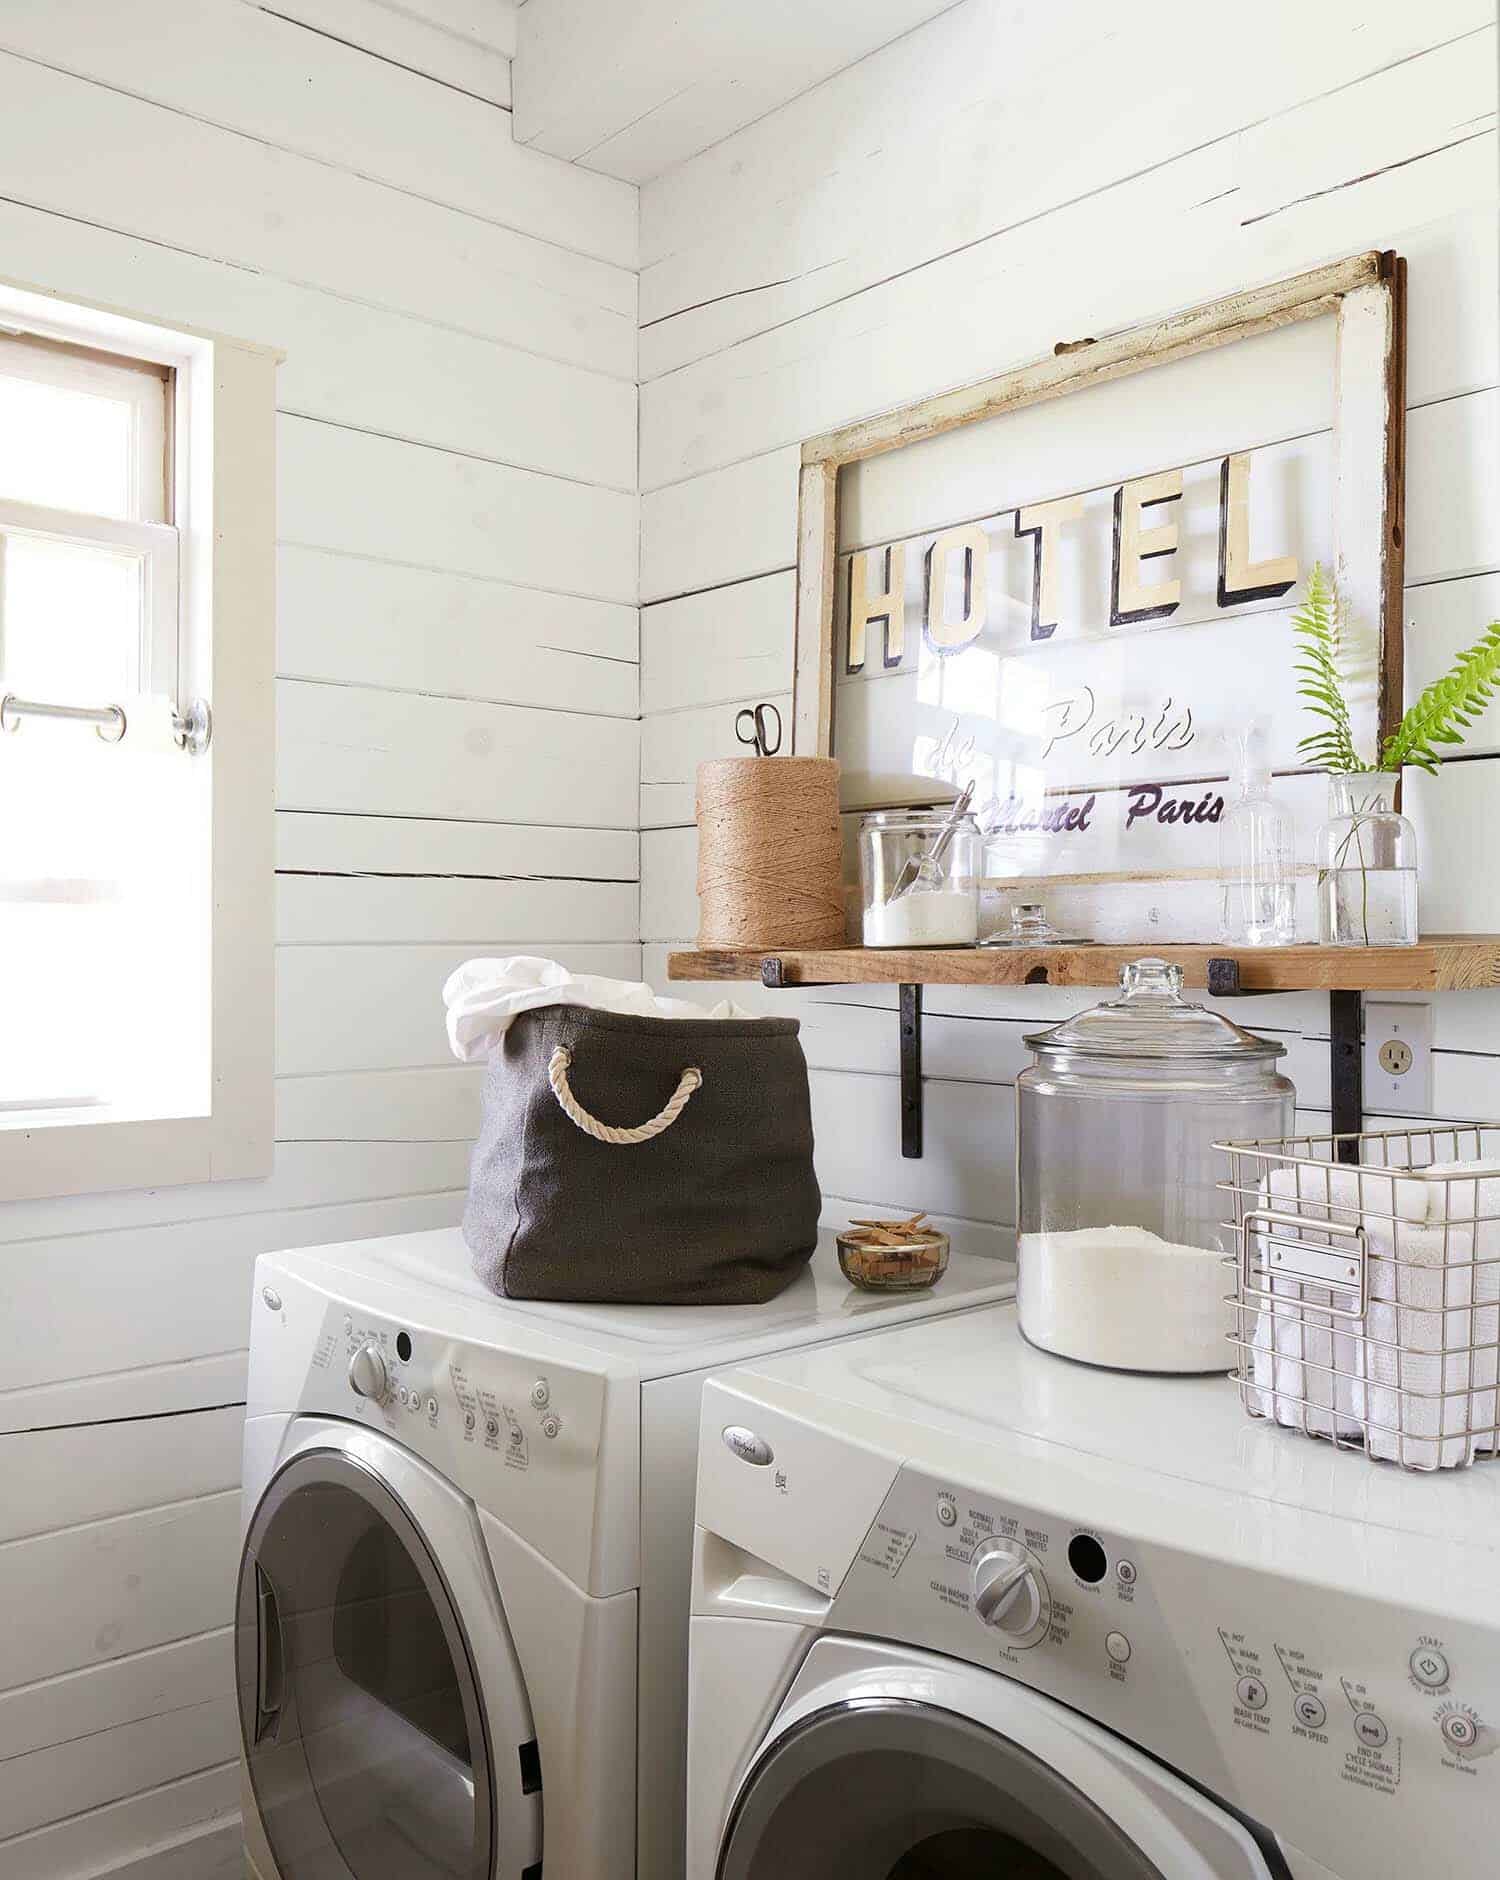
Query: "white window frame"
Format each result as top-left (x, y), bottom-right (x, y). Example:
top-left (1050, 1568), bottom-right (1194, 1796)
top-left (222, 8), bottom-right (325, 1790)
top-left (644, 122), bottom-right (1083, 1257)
top-left (0, 277), bottom-right (279, 1202)
top-left (0, 498), bottom-right (180, 701)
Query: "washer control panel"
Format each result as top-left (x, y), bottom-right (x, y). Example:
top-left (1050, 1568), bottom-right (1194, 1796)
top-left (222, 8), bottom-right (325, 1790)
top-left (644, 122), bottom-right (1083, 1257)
top-left (316, 1303), bottom-right (587, 1474)
top-left (250, 1263), bottom-right (613, 1591)
top-left (827, 1462), bottom-right (1496, 1880)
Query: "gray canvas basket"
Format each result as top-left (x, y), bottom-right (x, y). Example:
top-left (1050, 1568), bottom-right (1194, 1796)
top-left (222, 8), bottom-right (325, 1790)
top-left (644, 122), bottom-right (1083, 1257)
top-left (463, 1003), bottom-right (820, 1304)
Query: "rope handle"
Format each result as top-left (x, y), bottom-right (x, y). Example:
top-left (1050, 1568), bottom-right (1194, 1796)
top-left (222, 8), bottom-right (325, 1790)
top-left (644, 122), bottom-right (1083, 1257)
top-left (547, 1046), bottom-right (702, 1146)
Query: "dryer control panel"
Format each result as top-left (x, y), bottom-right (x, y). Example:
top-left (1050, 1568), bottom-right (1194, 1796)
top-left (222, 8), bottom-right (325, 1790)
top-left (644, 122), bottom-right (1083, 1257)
top-left (248, 1257), bottom-right (623, 1594)
top-left (828, 1463), bottom-right (1498, 1880)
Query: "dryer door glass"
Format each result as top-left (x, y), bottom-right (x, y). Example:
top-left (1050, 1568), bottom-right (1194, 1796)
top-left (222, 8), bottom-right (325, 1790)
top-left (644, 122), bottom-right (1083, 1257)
top-left (236, 1450), bottom-right (494, 1880)
top-left (718, 1699), bottom-right (1168, 1880)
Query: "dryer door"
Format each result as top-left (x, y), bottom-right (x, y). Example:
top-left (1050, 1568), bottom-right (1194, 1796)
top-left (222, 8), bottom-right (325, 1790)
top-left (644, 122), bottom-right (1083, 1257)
top-left (237, 1426), bottom-right (541, 1880)
top-left (717, 1640), bottom-right (1285, 1880)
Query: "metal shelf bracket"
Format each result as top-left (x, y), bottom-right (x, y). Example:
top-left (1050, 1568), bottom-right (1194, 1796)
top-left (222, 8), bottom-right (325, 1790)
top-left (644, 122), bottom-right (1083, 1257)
top-left (900, 984), bottom-right (922, 1159)
top-left (760, 954), bottom-right (1364, 1165)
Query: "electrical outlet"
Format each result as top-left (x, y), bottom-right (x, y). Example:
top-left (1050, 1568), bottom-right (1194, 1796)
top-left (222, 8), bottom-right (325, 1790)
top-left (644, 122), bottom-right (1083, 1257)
top-left (1363, 1001), bottom-right (1431, 1114)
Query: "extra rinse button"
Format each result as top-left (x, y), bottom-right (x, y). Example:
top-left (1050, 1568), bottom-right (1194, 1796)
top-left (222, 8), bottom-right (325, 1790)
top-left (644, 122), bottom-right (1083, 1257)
top-left (1105, 1632), bottom-right (1131, 1664)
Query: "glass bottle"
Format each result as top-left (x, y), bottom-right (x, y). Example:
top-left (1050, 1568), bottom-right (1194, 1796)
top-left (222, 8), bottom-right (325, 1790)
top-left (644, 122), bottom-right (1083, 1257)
top-left (1315, 772), bottom-right (1418, 946)
top-left (1218, 725), bottom-right (1295, 945)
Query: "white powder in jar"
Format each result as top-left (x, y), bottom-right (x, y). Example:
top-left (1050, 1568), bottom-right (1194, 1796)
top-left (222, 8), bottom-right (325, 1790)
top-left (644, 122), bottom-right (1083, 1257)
top-left (1017, 1226), bottom-right (1232, 1373)
top-left (863, 888), bottom-right (978, 947)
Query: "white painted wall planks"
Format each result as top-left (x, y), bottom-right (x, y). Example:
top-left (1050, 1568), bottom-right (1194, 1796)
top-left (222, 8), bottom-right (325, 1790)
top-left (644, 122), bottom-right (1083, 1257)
top-left (638, 5), bottom-right (1500, 1247)
top-left (6, 4), bottom-right (1499, 1874)
top-left (0, 6), bottom-right (636, 1872)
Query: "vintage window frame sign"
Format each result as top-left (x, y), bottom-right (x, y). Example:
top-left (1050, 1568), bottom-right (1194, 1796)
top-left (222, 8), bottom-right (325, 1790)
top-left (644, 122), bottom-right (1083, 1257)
top-left (790, 249), bottom-right (1407, 938)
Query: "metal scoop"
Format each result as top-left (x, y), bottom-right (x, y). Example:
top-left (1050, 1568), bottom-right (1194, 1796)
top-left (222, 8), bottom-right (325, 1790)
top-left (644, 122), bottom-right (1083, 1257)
top-left (887, 780), bottom-right (976, 902)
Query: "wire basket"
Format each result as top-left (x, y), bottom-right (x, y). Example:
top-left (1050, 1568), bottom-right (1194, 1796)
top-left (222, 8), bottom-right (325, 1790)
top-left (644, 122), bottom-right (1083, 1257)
top-left (1219, 1126), bottom-right (1500, 1471)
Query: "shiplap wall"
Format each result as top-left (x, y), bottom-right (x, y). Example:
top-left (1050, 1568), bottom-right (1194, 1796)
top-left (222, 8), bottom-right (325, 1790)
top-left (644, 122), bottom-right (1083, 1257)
top-left (0, 4), bottom-right (638, 1873)
top-left (638, 0), bottom-right (1500, 1246)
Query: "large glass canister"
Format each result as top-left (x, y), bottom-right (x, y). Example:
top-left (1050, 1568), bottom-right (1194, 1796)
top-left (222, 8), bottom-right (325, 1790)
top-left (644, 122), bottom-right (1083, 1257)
top-left (1015, 958), bottom-right (1294, 1374)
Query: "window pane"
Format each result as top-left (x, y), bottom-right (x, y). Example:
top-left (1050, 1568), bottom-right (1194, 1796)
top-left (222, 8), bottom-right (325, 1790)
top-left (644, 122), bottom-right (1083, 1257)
top-left (0, 732), bottom-right (210, 1119)
top-left (1, 533), bottom-right (144, 701)
top-left (0, 374), bottom-right (136, 519)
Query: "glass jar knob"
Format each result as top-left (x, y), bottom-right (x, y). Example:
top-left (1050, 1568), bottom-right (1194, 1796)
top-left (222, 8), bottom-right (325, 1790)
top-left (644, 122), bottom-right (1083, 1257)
top-left (1118, 957), bottom-right (1185, 1000)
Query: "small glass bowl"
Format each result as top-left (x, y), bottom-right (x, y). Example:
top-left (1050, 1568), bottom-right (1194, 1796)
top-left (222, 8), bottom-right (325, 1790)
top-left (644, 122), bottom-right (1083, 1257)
top-left (837, 1225), bottom-right (950, 1291)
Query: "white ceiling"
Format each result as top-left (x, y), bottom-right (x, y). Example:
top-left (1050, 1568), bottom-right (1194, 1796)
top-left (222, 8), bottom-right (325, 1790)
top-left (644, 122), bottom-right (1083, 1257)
top-left (512, 0), bottom-right (958, 184)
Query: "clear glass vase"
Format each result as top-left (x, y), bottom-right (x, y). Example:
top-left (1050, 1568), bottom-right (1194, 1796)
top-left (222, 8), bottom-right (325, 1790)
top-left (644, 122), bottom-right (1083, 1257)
top-left (1316, 772), bottom-right (1418, 947)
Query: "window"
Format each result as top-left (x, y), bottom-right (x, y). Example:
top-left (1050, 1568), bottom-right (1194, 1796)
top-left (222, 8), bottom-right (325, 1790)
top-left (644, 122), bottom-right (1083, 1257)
top-left (0, 285), bottom-right (277, 1200)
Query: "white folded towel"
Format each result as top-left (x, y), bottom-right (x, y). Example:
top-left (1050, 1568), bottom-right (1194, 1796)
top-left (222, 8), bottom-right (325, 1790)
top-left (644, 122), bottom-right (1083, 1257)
top-left (1248, 1166), bottom-right (1365, 1437)
top-left (1357, 1217), bottom-right (1480, 1470)
top-left (1398, 1165), bottom-right (1500, 1458)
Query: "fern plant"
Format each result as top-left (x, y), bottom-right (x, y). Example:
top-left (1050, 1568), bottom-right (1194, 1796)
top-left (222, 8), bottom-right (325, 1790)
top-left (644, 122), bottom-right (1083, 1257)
top-left (1381, 621), bottom-right (1500, 774)
top-left (1292, 562), bottom-right (1362, 771)
top-left (1294, 562), bottom-right (1500, 773)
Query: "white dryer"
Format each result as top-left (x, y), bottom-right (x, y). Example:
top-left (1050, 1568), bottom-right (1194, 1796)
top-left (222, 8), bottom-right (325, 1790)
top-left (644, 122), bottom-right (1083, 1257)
top-left (689, 1303), bottom-right (1500, 1880)
top-left (237, 1226), bottom-right (1014, 1880)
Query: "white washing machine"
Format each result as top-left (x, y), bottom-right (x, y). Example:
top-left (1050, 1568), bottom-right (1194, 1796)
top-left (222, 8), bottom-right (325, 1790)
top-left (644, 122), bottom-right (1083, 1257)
top-left (688, 1302), bottom-right (1500, 1880)
top-left (237, 1226), bottom-right (1014, 1880)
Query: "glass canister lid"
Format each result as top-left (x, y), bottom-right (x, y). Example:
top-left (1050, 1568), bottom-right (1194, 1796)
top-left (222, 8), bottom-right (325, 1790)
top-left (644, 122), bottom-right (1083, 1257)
top-left (859, 806), bottom-right (979, 832)
top-left (1024, 957), bottom-right (1286, 1061)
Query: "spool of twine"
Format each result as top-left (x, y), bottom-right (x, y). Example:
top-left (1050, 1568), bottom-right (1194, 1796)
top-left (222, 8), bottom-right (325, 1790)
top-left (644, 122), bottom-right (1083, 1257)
top-left (696, 756), bottom-right (847, 948)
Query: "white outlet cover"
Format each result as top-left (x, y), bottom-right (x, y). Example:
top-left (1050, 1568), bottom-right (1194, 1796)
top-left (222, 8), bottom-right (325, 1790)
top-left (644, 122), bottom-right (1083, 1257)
top-left (1363, 1000), bottom-right (1432, 1115)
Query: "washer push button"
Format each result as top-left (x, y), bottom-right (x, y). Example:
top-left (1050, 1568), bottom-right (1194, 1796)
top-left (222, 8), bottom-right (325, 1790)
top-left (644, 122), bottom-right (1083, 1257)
top-left (1354, 1712), bottom-right (1388, 1749)
top-left (1293, 1693), bottom-right (1326, 1731)
top-left (1442, 1712), bottom-right (1479, 1752)
top-left (1411, 1647), bottom-right (1450, 1690)
top-left (1236, 1676), bottom-right (1269, 1713)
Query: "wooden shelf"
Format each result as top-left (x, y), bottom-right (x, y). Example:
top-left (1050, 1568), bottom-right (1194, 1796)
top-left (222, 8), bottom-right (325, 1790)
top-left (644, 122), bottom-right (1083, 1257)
top-left (668, 938), bottom-right (1500, 994)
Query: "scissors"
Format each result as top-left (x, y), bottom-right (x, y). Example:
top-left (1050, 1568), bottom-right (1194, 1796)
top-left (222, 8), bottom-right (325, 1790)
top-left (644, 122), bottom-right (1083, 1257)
top-left (735, 701), bottom-right (783, 757)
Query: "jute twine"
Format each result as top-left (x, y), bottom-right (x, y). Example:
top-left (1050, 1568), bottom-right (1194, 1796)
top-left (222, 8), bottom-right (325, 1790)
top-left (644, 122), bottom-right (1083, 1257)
top-left (696, 755), bottom-right (846, 948)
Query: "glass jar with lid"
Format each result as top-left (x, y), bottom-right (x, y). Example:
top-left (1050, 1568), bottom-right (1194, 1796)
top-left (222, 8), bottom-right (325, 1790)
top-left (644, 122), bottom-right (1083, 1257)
top-left (1015, 958), bottom-right (1294, 1374)
top-left (859, 807), bottom-right (981, 948)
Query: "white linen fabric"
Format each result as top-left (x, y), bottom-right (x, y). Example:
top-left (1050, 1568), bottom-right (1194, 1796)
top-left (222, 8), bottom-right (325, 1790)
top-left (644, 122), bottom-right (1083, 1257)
top-left (443, 955), bottom-right (752, 1064)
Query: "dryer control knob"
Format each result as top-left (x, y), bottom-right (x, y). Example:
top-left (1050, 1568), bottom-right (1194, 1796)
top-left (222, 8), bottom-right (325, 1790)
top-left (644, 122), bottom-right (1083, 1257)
top-left (970, 1540), bottom-right (1045, 1639)
top-left (348, 1341), bottom-right (389, 1401)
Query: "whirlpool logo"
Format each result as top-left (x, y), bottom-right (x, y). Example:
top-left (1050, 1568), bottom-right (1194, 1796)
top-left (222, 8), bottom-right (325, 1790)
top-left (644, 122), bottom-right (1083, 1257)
top-left (721, 1425), bottom-right (774, 1467)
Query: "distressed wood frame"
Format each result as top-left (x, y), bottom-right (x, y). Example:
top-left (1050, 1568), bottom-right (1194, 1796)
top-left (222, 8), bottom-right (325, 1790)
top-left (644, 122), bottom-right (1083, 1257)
top-left (791, 249), bottom-right (1408, 765)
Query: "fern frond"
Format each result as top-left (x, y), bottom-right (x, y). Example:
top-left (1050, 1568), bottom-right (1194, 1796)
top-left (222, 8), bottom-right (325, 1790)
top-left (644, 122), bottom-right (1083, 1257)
top-left (1381, 622), bottom-right (1500, 775)
top-left (1292, 562), bottom-right (1364, 772)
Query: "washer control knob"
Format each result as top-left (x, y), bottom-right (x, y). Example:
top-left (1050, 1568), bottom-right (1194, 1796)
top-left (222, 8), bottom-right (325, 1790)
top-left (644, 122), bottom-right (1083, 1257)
top-left (348, 1341), bottom-right (388, 1400)
top-left (970, 1540), bottom-right (1045, 1638)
